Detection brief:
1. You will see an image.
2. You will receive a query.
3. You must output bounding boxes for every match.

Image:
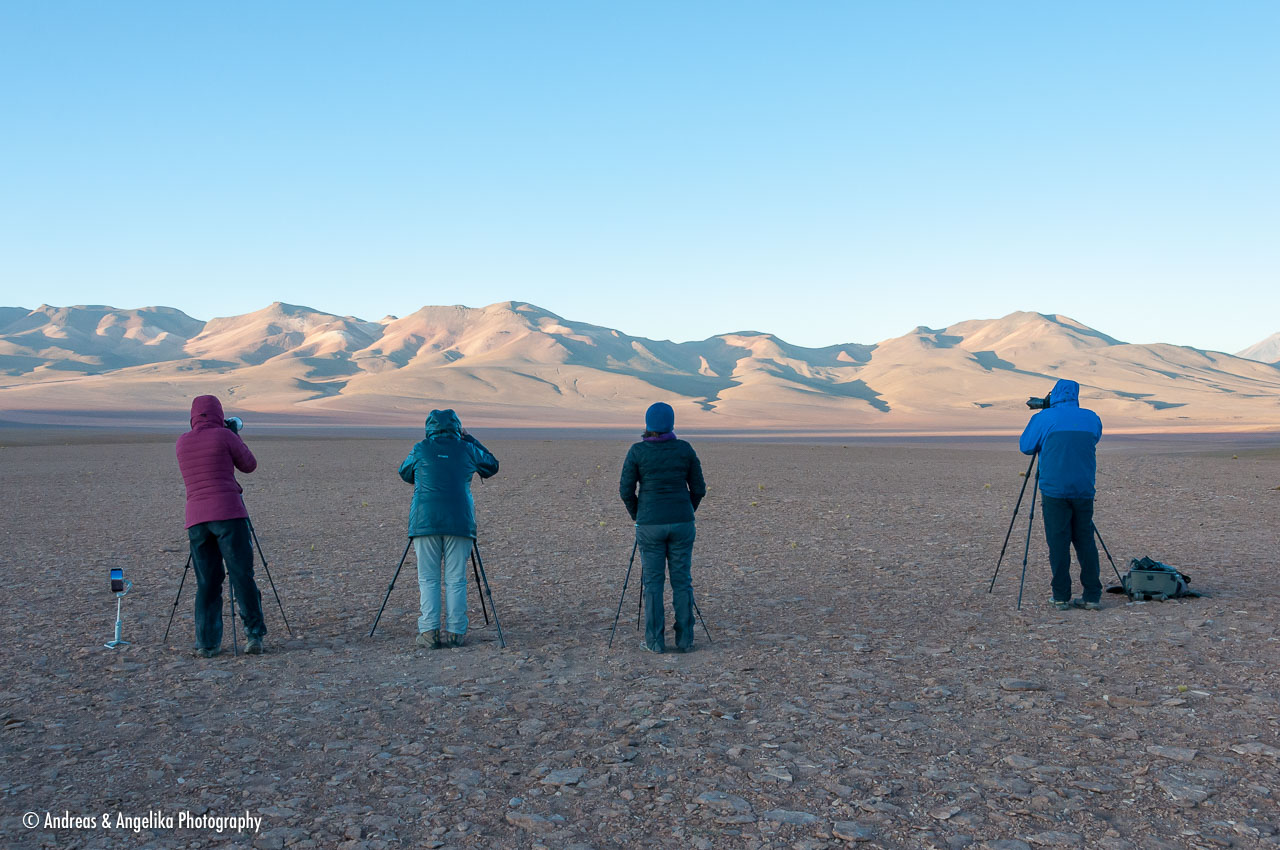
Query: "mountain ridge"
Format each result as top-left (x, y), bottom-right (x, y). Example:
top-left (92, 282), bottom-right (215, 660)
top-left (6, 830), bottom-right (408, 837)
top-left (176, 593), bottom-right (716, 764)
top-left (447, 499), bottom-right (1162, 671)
top-left (1237, 332), bottom-right (1280, 366)
top-left (2, 302), bottom-right (1278, 432)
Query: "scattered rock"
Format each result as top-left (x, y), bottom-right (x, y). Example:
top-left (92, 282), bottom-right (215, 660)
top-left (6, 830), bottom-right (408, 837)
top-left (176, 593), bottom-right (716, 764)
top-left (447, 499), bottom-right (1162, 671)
top-left (1026, 832), bottom-right (1083, 846)
top-left (999, 679), bottom-right (1044, 692)
top-left (750, 765), bottom-right (794, 783)
top-left (505, 811), bottom-right (554, 833)
top-left (832, 822), bottom-right (876, 843)
top-left (694, 791), bottom-right (752, 813)
top-left (1232, 742), bottom-right (1280, 759)
top-left (759, 809), bottom-right (821, 826)
top-left (518, 719), bottom-right (548, 737)
top-left (1146, 745), bottom-right (1197, 763)
top-left (1156, 774), bottom-right (1213, 805)
top-left (541, 768), bottom-right (587, 786)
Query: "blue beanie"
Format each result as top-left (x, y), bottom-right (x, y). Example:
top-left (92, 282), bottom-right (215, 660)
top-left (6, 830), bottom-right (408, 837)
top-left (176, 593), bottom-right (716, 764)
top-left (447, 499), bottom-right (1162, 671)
top-left (645, 402), bottom-right (675, 434)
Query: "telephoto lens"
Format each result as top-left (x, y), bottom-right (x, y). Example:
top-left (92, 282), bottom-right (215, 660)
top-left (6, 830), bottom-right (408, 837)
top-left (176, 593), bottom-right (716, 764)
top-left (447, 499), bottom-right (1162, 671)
top-left (224, 416), bottom-right (244, 433)
top-left (1026, 386), bottom-right (1056, 410)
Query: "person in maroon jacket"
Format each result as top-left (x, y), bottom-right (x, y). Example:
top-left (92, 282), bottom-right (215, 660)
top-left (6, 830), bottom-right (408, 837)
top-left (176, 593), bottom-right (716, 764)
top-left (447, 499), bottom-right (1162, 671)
top-left (176, 395), bottom-right (267, 657)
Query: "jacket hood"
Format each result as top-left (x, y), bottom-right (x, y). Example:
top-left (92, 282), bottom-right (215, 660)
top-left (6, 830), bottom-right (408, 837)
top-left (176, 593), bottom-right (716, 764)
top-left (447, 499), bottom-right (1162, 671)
top-left (190, 395), bottom-right (225, 429)
top-left (425, 408), bottom-right (462, 439)
top-left (1050, 379), bottom-right (1080, 408)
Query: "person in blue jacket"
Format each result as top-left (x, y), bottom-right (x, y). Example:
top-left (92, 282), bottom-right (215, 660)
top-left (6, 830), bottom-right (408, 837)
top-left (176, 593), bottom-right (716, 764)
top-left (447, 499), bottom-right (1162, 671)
top-left (399, 409), bottom-right (499, 648)
top-left (1019, 379), bottom-right (1104, 610)
top-left (620, 402), bottom-right (707, 653)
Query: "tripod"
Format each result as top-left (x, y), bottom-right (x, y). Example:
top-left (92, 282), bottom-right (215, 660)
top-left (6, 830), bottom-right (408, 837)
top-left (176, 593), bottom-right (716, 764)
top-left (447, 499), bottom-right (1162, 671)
top-left (369, 539), bottom-right (506, 647)
top-left (988, 453), bottom-right (1040, 609)
top-left (609, 533), bottom-right (713, 648)
top-left (989, 453), bottom-right (1129, 607)
top-left (245, 514), bottom-right (294, 636)
top-left (1093, 523), bottom-right (1128, 597)
top-left (163, 511), bottom-right (294, 645)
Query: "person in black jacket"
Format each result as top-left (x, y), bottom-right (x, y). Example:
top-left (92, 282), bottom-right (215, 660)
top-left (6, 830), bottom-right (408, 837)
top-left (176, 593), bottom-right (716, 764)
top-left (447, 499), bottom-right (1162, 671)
top-left (619, 402), bottom-right (707, 653)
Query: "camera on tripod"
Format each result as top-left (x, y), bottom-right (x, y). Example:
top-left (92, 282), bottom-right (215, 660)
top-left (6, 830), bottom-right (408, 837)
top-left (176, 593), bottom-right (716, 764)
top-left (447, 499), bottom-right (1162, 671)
top-left (1025, 388), bottom-right (1055, 410)
top-left (224, 416), bottom-right (244, 433)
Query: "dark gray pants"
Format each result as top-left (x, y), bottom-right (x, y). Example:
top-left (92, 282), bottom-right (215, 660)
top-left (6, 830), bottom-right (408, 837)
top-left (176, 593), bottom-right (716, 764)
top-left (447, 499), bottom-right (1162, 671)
top-left (638, 521), bottom-right (696, 650)
top-left (1041, 495), bottom-right (1101, 603)
top-left (188, 518), bottom-right (266, 650)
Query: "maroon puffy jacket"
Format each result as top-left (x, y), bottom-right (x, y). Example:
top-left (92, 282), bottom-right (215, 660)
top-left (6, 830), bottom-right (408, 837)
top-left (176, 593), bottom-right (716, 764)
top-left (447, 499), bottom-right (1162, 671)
top-left (176, 395), bottom-right (257, 528)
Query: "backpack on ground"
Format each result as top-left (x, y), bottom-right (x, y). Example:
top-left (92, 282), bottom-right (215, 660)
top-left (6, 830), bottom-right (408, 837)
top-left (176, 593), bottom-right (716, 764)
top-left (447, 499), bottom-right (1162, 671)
top-left (1112, 556), bottom-right (1201, 601)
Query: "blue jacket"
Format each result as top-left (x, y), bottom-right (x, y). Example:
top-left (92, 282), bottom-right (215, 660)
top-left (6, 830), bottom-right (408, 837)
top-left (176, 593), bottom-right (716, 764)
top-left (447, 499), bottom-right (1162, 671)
top-left (398, 409), bottom-right (499, 539)
top-left (1019, 379), bottom-right (1102, 499)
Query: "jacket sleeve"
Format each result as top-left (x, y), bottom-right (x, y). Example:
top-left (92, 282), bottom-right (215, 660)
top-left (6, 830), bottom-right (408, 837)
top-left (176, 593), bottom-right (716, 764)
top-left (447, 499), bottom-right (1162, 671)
top-left (687, 449), bottom-right (707, 511)
top-left (619, 446), bottom-right (639, 521)
top-left (1019, 413), bottom-right (1046, 455)
top-left (398, 448), bottom-right (417, 484)
top-left (464, 434), bottom-right (500, 479)
top-left (229, 432), bottom-right (257, 473)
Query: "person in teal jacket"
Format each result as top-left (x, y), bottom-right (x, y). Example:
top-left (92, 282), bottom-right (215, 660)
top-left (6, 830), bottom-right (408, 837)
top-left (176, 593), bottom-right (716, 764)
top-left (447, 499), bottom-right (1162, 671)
top-left (398, 409), bottom-right (499, 647)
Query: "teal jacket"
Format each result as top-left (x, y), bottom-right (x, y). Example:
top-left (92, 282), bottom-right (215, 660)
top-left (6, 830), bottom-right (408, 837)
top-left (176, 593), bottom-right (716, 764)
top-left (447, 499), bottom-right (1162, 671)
top-left (398, 409), bottom-right (499, 539)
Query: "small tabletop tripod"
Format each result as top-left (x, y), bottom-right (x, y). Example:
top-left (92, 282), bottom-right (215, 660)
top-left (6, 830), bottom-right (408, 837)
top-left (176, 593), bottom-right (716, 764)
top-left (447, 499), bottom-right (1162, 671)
top-left (104, 574), bottom-right (133, 649)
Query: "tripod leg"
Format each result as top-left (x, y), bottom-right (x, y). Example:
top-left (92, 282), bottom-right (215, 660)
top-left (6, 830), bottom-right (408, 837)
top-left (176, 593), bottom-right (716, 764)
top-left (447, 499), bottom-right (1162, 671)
top-left (1016, 467), bottom-right (1040, 610)
top-left (471, 542), bottom-right (505, 648)
top-left (471, 549), bottom-right (490, 625)
top-left (609, 538), bottom-right (639, 648)
top-left (637, 573), bottom-right (643, 631)
top-left (990, 453), bottom-right (1036, 592)
top-left (370, 540), bottom-right (412, 638)
top-left (228, 579), bottom-right (239, 657)
top-left (246, 517), bottom-right (294, 637)
top-left (163, 552), bottom-right (192, 643)
top-left (1092, 523), bottom-right (1128, 597)
top-left (691, 593), bottom-right (713, 644)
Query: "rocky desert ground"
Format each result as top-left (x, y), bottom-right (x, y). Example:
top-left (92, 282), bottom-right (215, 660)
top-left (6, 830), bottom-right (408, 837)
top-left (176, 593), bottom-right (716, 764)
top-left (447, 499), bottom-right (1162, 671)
top-left (2, 431), bottom-right (1278, 850)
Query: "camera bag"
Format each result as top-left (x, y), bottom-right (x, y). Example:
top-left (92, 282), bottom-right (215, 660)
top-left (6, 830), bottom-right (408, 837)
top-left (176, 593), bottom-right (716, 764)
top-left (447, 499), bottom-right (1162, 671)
top-left (1121, 557), bottom-right (1198, 601)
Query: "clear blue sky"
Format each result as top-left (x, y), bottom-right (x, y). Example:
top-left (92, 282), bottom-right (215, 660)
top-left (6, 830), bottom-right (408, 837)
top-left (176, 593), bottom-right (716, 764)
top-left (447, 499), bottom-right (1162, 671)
top-left (1, 1), bottom-right (1277, 352)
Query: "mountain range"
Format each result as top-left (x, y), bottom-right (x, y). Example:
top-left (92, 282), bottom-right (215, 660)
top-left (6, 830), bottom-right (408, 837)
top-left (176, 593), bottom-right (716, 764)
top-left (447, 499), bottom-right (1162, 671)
top-left (1, 301), bottom-right (1278, 433)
